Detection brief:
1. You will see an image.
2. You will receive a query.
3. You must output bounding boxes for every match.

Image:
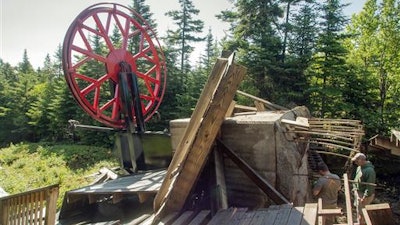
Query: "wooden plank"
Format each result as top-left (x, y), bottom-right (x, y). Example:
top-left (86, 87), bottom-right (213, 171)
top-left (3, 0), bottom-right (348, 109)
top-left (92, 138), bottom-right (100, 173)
top-left (45, 185), bottom-right (59, 225)
top-left (154, 58), bottom-right (230, 211)
top-left (224, 208), bottom-right (247, 225)
top-left (139, 214), bottom-right (155, 225)
top-left (187, 210), bottom-right (211, 225)
top-left (236, 211), bottom-right (256, 225)
top-left (234, 104), bottom-right (258, 112)
top-left (225, 100), bottom-right (236, 117)
top-left (213, 149), bottom-right (228, 210)
top-left (248, 210), bottom-right (269, 225)
top-left (208, 208), bottom-right (247, 225)
top-left (272, 204), bottom-right (292, 225)
top-left (364, 203), bottom-right (396, 225)
top-left (158, 212), bottom-right (179, 225)
top-left (287, 206), bottom-right (304, 225)
top-left (171, 211), bottom-right (195, 225)
top-left (67, 170), bottom-right (166, 196)
top-left (217, 139), bottom-right (290, 205)
top-left (342, 173), bottom-right (353, 225)
top-left (301, 203), bottom-right (317, 225)
top-left (154, 54), bottom-right (247, 219)
top-left (362, 208), bottom-right (373, 225)
top-left (236, 90), bottom-right (287, 110)
top-left (260, 207), bottom-right (280, 225)
top-left (318, 198), bottom-right (323, 225)
top-left (127, 213), bottom-right (152, 225)
top-left (254, 101), bottom-right (266, 111)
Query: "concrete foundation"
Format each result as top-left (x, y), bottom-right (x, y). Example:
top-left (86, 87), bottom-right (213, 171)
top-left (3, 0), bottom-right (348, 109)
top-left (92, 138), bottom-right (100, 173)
top-left (169, 106), bottom-right (312, 209)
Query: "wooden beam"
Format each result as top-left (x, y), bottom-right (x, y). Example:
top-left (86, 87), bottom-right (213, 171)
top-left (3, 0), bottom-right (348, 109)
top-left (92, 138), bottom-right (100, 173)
top-left (254, 101), bottom-right (266, 111)
top-left (234, 104), bottom-right (257, 112)
top-left (362, 208), bottom-right (373, 225)
top-left (153, 54), bottom-right (247, 220)
top-left (225, 101), bottom-right (236, 117)
top-left (217, 138), bottom-right (290, 205)
top-left (343, 173), bottom-right (353, 225)
top-left (153, 57), bottom-right (230, 211)
top-left (213, 149), bottom-right (228, 210)
top-left (236, 90), bottom-right (287, 110)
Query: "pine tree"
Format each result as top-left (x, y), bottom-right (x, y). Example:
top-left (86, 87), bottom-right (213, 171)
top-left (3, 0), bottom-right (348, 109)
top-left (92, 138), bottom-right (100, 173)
top-left (306, 0), bottom-right (350, 118)
top-left (18, 49), bottom-right (34, 74)
top-left (218, 0), bottom-right (283, 103)
top-left (165, 0), bottom-right (205, 75)
top-left (284, 0), bottom-right (319, 105)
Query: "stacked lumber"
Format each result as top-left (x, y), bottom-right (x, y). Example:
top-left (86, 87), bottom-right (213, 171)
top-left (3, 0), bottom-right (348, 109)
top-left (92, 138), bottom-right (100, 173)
top-left (282, 118), bottom-right (365, 159)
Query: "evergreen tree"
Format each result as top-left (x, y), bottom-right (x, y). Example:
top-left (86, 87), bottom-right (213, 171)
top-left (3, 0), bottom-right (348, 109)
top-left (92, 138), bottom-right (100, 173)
top-left (129, 0), bottom-right (158, 53)
top-left (346, 0), bottom-right (400, 134)
top-left (218, 0), bottom-right (283, 103)
top-left (18, 49), bottom-right (34, 74)
top-left (284, 0), bottom-right (319, 106)
top-left (165, 0), bottom-right (205, 75)
top-left (53, 44), bottom-right (63, 78)
top-left (305, 0), bottom-right (350, 118)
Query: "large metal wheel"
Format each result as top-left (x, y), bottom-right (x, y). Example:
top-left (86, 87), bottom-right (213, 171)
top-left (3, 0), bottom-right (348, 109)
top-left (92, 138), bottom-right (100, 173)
top-left (62, 3), bottom-right (166, 129)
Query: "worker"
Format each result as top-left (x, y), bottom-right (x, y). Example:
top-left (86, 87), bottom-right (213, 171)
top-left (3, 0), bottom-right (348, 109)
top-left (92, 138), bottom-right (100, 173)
top-left (313, 162), bottom-right (341, 225)
top-left (352, 152), bottom-right (376, 224)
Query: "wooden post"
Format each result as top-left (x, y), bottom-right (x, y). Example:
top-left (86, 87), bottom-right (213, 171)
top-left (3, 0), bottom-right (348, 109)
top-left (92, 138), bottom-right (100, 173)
top-left (213, 149), bottom-right (228, 211)
top-left (343, 173), bottom-right (353, 225)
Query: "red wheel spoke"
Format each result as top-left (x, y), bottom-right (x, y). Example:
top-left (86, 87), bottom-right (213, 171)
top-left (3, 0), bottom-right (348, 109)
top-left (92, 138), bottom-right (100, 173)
top-left (78, 28), bottom-right (93, 53)
top-left (63, 3), bottom-right (166, 128)
top-left (71, 45), bottom-right (107, 63)
top-left (122, 17), bottom-right (131, 50)
top-left (92, 14), bottom-right (115, 51)
top-left (79, 73), bottom-right (111, 96)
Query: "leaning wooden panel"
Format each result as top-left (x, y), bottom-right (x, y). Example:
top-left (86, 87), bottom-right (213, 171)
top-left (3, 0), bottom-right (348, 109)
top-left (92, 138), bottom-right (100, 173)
top-left (158, 62), bottom-right (246, 215)
top-left (153, 54), bottom-right (246, 220)
top-left (154, 58), bottom-right (229, 211)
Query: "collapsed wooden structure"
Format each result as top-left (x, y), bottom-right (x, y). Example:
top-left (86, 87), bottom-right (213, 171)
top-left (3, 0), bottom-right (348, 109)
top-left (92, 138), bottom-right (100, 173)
top-left (369, 129), bottom-right (400, 156)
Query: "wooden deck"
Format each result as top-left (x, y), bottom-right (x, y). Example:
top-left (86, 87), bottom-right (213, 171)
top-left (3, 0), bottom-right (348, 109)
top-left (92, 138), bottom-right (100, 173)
top-left (137, 203), bottom-right (319, 225)
top-left (58, 169), bottom-right (166, 220)
top-left (67, 169), bottom-right (166, 195)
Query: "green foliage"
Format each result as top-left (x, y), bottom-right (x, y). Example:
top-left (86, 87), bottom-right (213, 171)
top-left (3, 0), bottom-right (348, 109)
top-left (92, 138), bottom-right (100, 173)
top-left (0, 143), bottom-right (118, 208)
top-left (165, 0), bottom-right (205, 73)
top-left (345, 0), bottom-right (400, 136)
top-left (0, 0), bottom-right (400, 151)
top-left (305, 0), bottom-right (351, 118)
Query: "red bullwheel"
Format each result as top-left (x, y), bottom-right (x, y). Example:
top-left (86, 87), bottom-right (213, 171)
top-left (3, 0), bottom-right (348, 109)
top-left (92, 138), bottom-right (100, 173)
top-left (62, 3), bottom-right (166, 129)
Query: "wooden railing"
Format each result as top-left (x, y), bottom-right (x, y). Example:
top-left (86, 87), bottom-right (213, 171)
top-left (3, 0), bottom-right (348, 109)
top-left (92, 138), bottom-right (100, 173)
top-left (0, 184), bottom-right (59, 225)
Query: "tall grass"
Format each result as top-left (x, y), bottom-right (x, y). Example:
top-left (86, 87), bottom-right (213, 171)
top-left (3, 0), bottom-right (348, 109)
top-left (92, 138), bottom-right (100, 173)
top-left (0, 143), bottom-right (118, 208)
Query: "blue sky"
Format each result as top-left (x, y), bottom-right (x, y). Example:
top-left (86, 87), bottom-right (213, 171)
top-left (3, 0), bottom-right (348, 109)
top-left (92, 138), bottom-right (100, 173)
top-left (0, 0), bottom-right (366, 68)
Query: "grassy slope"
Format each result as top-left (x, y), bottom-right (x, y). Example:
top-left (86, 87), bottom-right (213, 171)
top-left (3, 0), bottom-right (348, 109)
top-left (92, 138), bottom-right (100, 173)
top-left (0, 143), bottom-right (119, 208)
